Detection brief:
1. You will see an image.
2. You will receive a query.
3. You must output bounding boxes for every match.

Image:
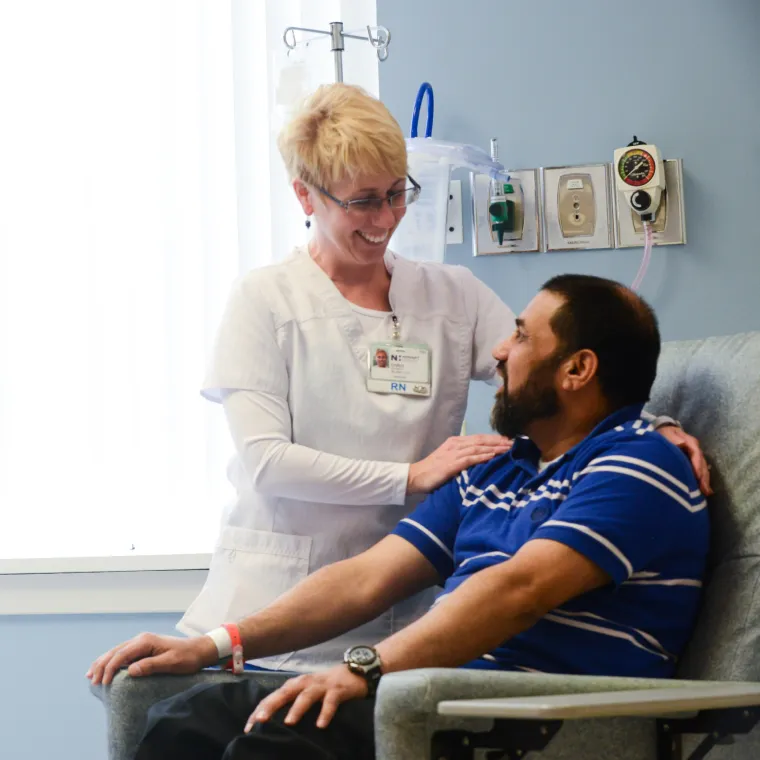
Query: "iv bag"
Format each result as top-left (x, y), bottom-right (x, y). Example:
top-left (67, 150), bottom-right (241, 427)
top-left (390, 139), bottom-right (508, 263)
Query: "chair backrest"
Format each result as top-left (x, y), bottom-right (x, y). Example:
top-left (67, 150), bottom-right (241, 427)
top-left (647, 331), bottom-right (760, 681)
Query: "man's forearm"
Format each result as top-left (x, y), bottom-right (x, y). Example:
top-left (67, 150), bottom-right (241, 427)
top-left (237, 558), bottom-right (388, 660)
top-left (374, 540), bottom-right (609, 674)
top-left (375, 562), bottom-right (542, 673)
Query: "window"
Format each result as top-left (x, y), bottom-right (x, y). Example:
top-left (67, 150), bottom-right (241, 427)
top-left (0, 0), bottom-right (379, 572)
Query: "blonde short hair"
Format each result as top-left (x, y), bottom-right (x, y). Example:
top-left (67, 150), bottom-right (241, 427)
top-left (277, 83), bottom-right (407, 189)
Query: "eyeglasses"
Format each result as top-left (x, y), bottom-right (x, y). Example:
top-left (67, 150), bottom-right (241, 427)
top-left (317, 175), bottom-right (421, 215)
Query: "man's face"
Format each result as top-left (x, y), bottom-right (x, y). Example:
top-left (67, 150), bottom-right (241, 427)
top-left (490, 291), bottom-right (566, 439)
top-left (375, 350), bottom-right (388, 367)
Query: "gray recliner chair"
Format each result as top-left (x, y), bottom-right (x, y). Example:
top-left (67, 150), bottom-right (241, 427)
top-left (92, 331), bottom-right (760, 760)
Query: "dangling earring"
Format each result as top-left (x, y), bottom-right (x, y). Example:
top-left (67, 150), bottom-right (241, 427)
top-left (305, 217), bottom-right (311, 229)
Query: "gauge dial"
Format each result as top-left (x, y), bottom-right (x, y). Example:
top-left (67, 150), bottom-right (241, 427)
top-left (617, 148), bottom-right (656, 187)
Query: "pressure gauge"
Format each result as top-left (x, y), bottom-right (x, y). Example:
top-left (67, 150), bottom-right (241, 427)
top-left (613, 138), bottom-right (666, 220)
top-left (617, 148), bottom-right (656, 188)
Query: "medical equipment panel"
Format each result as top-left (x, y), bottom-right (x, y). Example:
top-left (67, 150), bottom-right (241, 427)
top-left (542, 164), bottom-right (614, 252)
top-left (471, 169), bottom-right (542, 255)
top-left (613, 157), bottom-right (686, 248)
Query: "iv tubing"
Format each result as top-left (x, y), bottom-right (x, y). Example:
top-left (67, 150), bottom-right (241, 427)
top-left (631, 222), bottom-right (653, 292)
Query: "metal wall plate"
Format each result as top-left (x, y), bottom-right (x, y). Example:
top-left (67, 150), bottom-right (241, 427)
top-left (613, 159), bottom-right (686, 248)
top-left (471, 169), bottom-right (542, 255)
top-left (445, 180), bottom-right (463, 245)
top-left (542, 163), bottom-right (614, 252)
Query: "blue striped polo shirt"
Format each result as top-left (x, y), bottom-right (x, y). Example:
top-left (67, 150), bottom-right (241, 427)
top-left (392, 404), bottom-right (709, 678)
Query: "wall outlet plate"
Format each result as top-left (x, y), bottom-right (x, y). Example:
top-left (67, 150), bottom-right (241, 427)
top-left (614, 159), bottom-right (686, 248)
top-left (471, 169), bottom-right (541, 255)
top-left (542, 163), bottom-right (614, 251)
top-left (446, 180), bottom-right (463, 245)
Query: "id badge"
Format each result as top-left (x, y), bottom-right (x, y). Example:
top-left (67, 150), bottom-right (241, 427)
top-left (367, 342), bottom-right (431, 396)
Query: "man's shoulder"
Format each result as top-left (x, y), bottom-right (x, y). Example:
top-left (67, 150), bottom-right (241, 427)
top-left (572, 425), bottom-right (702, 503)
top-left (456, 450), bottom-right (524, 497)
top-left (586, 424), bottom-right (693, 469)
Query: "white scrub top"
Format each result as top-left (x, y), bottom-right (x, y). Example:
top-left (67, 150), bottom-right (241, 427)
top-left (177, 246), bottom-right (516, 671)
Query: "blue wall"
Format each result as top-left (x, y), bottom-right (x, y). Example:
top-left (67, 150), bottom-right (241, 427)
top-left (0, 614), bottom-right (179, 758)
top-left (378, 0), bottom-right (760, 432)
top-left (3, 2), bottom-right (760, 757)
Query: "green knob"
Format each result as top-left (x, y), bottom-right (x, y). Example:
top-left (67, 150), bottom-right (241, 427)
top-left (489, 200), bottom-right (509, 221)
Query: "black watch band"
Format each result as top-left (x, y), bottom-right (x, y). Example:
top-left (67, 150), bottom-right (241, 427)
top-left (346, 661), bottom-right (382, 696)
top-left (343, 645), bottom-right (383, 697)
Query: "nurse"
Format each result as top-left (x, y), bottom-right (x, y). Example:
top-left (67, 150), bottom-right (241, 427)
top-left (176, 83), bottom-right (709, 673)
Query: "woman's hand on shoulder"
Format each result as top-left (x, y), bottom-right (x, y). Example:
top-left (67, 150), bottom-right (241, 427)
top-left (407, 434), bottom-right (512, 494)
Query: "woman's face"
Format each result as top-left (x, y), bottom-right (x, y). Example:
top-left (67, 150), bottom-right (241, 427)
top-left (298, 171), bottom-right (408, 266)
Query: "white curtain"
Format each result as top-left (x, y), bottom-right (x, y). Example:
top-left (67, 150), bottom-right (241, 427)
top-left (0, 0), bottom-right (379, 561)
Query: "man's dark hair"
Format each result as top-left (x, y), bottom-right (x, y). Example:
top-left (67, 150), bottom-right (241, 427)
top-left (541, 274), bottom-right (661, 409)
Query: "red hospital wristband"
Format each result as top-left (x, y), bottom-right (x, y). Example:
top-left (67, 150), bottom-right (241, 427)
top-left (222, 623), bottom-right (245, 675)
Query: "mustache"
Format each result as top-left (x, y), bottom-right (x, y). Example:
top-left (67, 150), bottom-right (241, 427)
top-left (496, 361), bottom-right (507, 383)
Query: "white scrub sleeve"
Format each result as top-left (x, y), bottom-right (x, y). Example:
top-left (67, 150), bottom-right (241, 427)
top-left (203, 276), bottom-right (409, 506)
top-left (641, 409), bottom-right (681, 429)
top-left (221, 389), bottom-right (409, 505)
top-left (459, 268), bottom-right (516, 384)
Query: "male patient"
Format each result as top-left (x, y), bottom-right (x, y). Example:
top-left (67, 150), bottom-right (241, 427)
top-left (89, 274), bottom-right (709, 760)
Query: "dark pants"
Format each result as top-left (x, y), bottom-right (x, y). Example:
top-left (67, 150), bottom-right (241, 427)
top-left (133, 678), bottom-right (376, 760)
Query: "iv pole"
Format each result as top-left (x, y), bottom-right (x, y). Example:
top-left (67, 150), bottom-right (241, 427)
top-left (282, 21), bottom-right (391, 83)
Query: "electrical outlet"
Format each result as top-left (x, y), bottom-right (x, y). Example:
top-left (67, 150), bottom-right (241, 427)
top-left (614, 159), bottom-right (686, 247)
top-left (446, 180), bottom-right (463, 245)
top-left (471, 169), bottom-right (541, 255)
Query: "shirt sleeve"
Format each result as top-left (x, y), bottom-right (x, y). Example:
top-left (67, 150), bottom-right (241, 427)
top-left (391, 471), bottom-right (465, 579)
top-left (205, 276), bottom-right (409, 506)
top-left (458, 267), bottom-right (516, 384)
top-left (641, 409), bottom-right (681, 429)
top-left (531, 440), bottom-right (707, 585)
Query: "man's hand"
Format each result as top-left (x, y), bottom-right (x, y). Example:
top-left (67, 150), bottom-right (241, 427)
top-left (657, 424), bottom-right (713, 496)
top-left (245, 666), bottom-right (368, 732)
top-left (86, 633), bottom-right (218, 686)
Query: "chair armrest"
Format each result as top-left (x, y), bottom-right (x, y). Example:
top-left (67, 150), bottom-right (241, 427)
top-left (91, 669), bottom-right (292, 760)
top-left (437, 683), bottom-right (760, 720)
top-left (376, 670), bottom-right (688, 760)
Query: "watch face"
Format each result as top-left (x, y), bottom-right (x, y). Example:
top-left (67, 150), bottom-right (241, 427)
top-left (350, 646), bottom-right (376, 666)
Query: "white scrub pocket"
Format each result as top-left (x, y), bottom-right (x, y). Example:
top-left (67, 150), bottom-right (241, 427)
top-left (180, 526), bottom-right (312, 667)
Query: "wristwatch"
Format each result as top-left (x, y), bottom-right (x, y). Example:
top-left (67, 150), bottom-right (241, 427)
top-left (343, 645), bottom-right (383, 697)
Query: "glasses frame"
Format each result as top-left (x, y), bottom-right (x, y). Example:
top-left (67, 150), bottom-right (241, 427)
top-left (317, 174), bottom-right (421, 214)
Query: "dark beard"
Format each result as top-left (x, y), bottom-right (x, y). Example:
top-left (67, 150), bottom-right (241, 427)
top-left (490, 357), bottom-right (562, 438)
